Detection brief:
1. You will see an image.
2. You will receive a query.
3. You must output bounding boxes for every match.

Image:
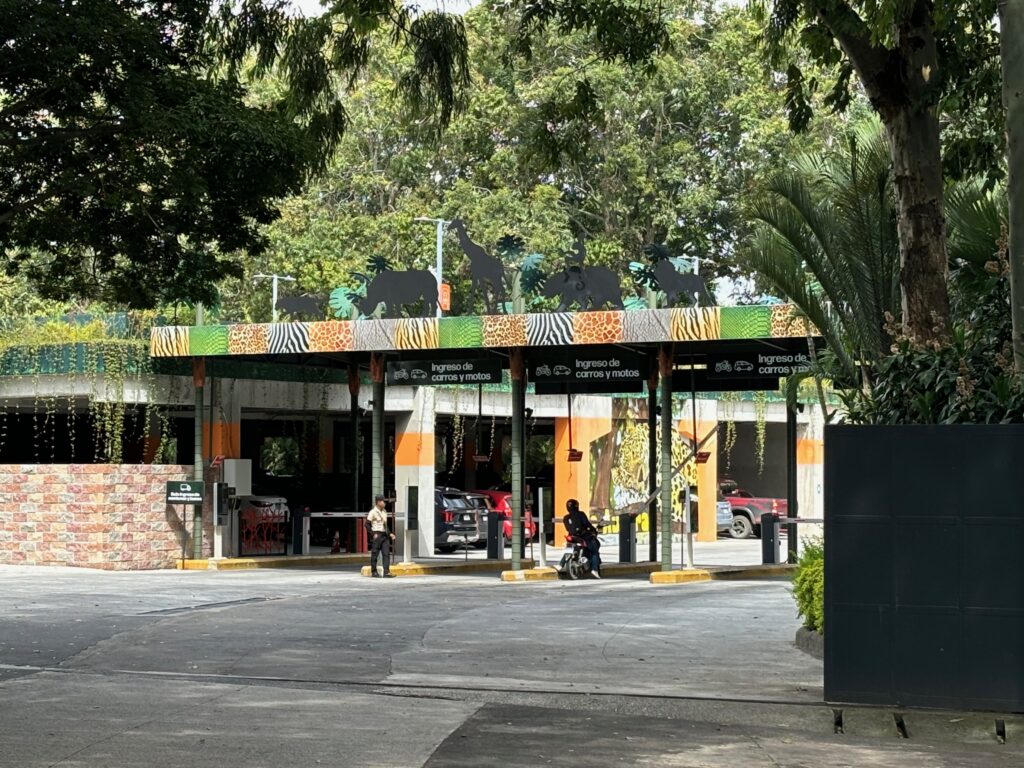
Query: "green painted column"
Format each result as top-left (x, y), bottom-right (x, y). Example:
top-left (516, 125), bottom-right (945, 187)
top-left (192, 358), bottom-right (204, 560)
top-left (659, 346), bottom-right (673, 571)
top-left (371, 354), bottom-right (385, 503)
top-left (510, 349), bottom-right (525, 571)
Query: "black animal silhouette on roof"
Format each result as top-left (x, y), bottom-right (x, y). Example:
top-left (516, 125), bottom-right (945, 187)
top-left (650, 260), bottom-right (714, 307)
top-left (449, 219), bottom-right (506, 312)
top-left (541, 237), bottom-right (624, 311)
top-left (358, 269), bottom-right (437, 318)
top-left (276, 295), bottom-right (326, 320)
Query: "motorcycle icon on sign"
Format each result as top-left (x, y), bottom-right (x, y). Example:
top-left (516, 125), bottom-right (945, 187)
top-left (715, 361), bottom-right (733, 374)
top-left (535, 365), bottom-right (552, 377)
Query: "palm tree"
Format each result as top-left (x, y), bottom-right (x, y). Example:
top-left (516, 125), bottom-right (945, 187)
top-left (743, 119), bottom-right (900, 387)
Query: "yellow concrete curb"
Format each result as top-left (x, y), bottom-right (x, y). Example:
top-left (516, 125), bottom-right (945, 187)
top-left (500, 567), bottom-right (559, 582)
top-left (649, 569), bottom-right (712, 584)
top-left (209, 554), bottom-right (369, 571)
top-left (709, 564), bottom-right (797, 580)
top-left (176, 559), bottom-right (211, 570)
top-left (649, 564), bottom-right (797, 585)
top-left (362, 560), bottom-right (537, 578)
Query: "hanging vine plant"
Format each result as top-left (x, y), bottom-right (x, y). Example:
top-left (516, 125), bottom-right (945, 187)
top-left (753, 391), bottom-right (768, 475)
top-left (718, 391), bottom-right (740, 471)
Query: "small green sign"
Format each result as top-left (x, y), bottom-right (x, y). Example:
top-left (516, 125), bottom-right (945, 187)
top-left (167, 481), bottom-right (205, 505)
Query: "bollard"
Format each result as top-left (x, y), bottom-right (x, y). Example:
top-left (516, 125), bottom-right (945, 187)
top-left (761, 513), bottom-right (780, 565)
top-left (486, 511), bottom-right (502, 560)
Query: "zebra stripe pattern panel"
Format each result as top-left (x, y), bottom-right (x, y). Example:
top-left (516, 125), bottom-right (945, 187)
top-left (268, 323), bottom-right (310, 354)
top-left (527, 313), bottom-right (573, 346)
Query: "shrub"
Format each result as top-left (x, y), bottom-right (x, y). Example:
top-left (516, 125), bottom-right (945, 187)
top-left (793, 537), bottom-right (824, 634)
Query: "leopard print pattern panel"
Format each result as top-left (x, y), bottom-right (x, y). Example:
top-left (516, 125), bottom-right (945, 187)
top-left (307, 321), bottom-right (353, 353)
top-left (572, 311), bottom-right (624, 345)
top-left (482, 314), bottom-right (527, 347)
top-left (770, 305), bottom-right (811, 338)
top-left (227, 324), bottom-right (269, 355)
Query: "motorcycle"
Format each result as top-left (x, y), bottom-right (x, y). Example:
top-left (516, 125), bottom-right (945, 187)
top-left (556, 531), bottom-right (608, 580)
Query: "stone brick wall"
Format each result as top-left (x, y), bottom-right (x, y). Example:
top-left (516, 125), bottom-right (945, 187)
top-left (0, 464), bottom-right (214, 570)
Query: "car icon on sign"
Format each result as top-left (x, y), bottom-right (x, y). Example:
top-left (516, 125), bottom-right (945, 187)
top-left (553, 365), bottom-right (572, 376)
top-left (734, 360), bottom-right (754, 373)
top-left (411, 369), bottom-right (428, 380)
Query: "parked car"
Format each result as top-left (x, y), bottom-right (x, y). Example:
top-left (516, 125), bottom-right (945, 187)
top-left (469, 490), bottom-right (537, 543)
top-left (435, 487), bottom-right (481, 552)
top-left (716, 500), bottom-right (734, 534)
top-left (719, 480), bottom-right (788, 539)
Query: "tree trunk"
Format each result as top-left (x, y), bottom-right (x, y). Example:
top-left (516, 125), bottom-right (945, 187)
top-left (1001, 0), bottom-right (1024, 375)
top-left (824, 2), bottom-right (952, 342)
top-left (885, 105), bottom-right (951, 342)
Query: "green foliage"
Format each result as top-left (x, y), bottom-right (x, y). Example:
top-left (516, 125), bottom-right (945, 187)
top-left (744, 119), bottom-right (899, 385)
top-left (1, 1), bottom-right (319, 307)
top-left (218, 2), bottom-right (847, 320)
top-left (752, 0), bottom-right (1002, 183)
top-left (835, 181), bottom-right (1023, 424)
top-left (793, 537), bottom-right (824, 634)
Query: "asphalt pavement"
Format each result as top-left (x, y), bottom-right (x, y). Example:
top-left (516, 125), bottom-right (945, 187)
top-left (0, 564), bottom-right (1019, 767)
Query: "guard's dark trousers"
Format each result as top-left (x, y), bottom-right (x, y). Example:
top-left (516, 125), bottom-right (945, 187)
top-left (370, 532), bottom-right (391, 576)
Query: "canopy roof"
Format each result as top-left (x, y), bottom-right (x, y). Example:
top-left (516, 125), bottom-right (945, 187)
top-left (150, 305), bottom-right (812, 358)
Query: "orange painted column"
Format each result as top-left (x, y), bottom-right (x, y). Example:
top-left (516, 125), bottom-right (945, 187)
top-left (394, 388), bottom-right (436, 559)
top-left (553, 414), bottom-right (612, 546)
top-left (679, 418), bottom-right (719, 543)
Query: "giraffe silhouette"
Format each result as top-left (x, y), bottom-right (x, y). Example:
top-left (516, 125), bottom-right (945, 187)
top-left (449, 219), bottom-right (506, 312)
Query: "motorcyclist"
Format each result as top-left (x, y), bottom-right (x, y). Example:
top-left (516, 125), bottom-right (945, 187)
top-left (562, 498), bottom-right (601, 579)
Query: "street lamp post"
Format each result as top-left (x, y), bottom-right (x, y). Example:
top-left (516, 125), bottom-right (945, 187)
top-left (253, 273), bottom-right (296, 322)
top-left (414, 217), bottom-right (449, 318)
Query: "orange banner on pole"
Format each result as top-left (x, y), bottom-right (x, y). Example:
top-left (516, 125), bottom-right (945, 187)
top-left (439, 283), bottom-right (451, 311)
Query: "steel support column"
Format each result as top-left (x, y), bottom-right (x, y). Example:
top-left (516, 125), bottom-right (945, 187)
top-left (786, 404), bottom-right (799, 564)
top-left (510, 348), bottom-right (525, 571)
top-left (647, 367), bottom-right (658, 563)
top-left (659, 345), bottom-right (674, 571)
top-left (371, 354), bottom-right (385, 502)
top-left (349, 363), bottom-right (361, 512)
top-left (192, 358), bottom-right (205, 560)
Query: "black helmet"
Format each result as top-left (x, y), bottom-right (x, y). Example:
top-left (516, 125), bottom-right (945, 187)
top-left (566, 498), bottom-right (580, 512)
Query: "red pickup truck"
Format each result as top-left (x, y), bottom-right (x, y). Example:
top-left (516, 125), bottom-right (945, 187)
top-left (720, 483), bottom-right (788, 539)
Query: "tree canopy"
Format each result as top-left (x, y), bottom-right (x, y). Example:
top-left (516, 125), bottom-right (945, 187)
top-left (220, 2), bottom-right (847, 321)
top-left (753, 1), bottom-right (1003, 342)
